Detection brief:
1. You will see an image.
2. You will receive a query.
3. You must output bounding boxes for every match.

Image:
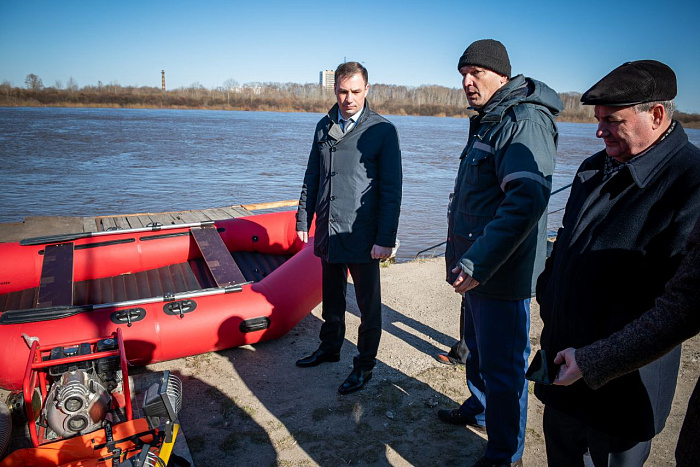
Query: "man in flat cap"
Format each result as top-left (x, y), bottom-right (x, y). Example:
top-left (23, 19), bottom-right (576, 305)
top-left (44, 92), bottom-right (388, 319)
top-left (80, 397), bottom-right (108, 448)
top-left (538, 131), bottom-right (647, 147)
top-left (535, 60), bottom-right (700, 465)
top-left (438, 39), bottom-right (562, 466)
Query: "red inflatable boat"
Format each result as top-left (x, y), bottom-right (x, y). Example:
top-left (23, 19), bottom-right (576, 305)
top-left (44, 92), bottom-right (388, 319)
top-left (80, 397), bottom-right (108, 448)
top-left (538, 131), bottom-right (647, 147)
top-left (0, 211), bottom-right (321, 390)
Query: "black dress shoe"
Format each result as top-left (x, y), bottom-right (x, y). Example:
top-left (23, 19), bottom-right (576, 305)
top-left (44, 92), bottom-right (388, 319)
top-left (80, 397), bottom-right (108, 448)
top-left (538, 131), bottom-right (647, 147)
top-left (296, 348), bottom-right (340, 367)
top-left (338, 368), bottom-right (372, 394)
top-left (437, 409), bottom-right (486, 432)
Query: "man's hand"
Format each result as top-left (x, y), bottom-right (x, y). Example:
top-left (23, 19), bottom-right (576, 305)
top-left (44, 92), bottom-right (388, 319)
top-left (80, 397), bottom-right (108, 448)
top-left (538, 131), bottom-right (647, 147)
top-left (296, 230), bottom-right (308, 243)
top-left (371, 244), bottom-right (392, 260)
top-left (553, 347), bottom-right (583, 386)
top-left (451, 266), bottom-right (479, 294)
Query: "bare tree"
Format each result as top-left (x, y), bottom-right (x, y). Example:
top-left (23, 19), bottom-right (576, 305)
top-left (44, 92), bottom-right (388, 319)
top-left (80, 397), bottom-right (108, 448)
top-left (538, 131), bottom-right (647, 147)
top-left (187, 82), bottom-right (206, 99)
top-left (24, 74), bottom-right (43, 91)
top-left (0, 80), bottom-right (12, 96)
top-left (67, 77), bottom-right (79, 92)
top-left (223, 78), bottom-right (239, 106)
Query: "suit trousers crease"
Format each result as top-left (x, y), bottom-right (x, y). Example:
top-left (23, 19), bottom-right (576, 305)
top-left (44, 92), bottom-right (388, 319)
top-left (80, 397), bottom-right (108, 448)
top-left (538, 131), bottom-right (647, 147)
top-left (319, 259), bottom-right (382, 370)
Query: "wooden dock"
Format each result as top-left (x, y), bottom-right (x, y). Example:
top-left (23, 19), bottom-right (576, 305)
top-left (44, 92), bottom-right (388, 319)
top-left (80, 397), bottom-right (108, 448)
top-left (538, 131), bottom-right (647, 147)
top-left (0, 201), bottom-right (298, 244)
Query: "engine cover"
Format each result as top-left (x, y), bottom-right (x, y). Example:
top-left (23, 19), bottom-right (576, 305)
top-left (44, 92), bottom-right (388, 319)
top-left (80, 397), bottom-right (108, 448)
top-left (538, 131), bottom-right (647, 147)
top-left (43, 369), bottom-right (111, 438)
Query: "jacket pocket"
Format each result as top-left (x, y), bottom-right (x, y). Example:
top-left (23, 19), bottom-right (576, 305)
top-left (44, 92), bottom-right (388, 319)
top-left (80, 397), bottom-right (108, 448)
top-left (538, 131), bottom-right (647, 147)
top-left (465, 145), bottom-right (496, 188)
top-left (453, 213), bottom-right (490, 243)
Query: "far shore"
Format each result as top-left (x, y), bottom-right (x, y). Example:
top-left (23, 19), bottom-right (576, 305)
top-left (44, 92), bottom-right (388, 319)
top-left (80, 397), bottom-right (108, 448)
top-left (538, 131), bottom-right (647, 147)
top-left (2, 99), bottom-right (698, 129)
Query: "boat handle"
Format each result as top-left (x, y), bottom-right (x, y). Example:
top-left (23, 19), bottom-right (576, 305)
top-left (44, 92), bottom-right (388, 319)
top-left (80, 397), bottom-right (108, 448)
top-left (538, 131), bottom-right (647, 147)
top-left (110, 308), bottom-right (146, 327)
top-left (163, 300), bottom-right (197, 318)
top-left (239, 317), bottom-right (270, 333)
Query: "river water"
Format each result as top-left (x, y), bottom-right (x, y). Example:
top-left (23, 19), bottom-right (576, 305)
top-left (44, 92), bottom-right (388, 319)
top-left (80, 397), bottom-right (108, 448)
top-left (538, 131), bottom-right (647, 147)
top-left (1, 107), bottom-right (699, 261)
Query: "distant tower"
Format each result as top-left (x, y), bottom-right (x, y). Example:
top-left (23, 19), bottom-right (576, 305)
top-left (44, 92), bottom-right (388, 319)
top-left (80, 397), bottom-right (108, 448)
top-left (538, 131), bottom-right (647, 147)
top-left (320, 70), bottom-right (335, 91)
top-left (161, 70), bottom-right (165, 91)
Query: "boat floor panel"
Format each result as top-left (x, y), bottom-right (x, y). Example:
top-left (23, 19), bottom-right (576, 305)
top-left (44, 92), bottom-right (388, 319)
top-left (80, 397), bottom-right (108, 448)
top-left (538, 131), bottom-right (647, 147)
top-left (0, 251), bottom-right (292, 312)
top-left (37, 243), bottom-right (75, 308)
top-left (192, 226), bottom-right (247, 287)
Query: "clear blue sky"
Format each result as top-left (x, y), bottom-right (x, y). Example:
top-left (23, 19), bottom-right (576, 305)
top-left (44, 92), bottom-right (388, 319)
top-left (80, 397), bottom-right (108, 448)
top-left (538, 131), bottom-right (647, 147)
top-left (2, 0), bottom-right (699, 112)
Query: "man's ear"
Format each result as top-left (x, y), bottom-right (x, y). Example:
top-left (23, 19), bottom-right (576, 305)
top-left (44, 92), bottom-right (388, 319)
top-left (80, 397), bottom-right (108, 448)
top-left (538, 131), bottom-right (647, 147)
top-left (651, 104), bottom-right (666, 130)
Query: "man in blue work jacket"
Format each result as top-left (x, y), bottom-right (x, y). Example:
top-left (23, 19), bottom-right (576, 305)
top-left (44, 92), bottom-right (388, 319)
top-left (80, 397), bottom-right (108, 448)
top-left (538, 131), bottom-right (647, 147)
top-left (439, 39), bottom-right (562, 467)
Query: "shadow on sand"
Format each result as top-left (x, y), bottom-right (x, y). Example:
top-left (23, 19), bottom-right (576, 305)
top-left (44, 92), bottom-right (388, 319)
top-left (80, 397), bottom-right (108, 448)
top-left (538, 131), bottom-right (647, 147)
top-left (162, 283), bottom-right (485, 466)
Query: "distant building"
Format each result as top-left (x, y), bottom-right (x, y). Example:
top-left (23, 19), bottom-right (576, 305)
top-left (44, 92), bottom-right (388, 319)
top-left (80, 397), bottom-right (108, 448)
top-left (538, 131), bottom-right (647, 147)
top-left (320, 70), bottom-right (334, 91)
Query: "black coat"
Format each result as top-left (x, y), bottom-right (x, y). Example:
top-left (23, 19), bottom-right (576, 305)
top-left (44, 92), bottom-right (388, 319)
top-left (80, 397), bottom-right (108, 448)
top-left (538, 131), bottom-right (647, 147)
top-left (535, 122), bottom-right (700, 440)
top-left (575, 216), bottom-right (700, 464)
top-left (296, 102), bottom-right (402, 263)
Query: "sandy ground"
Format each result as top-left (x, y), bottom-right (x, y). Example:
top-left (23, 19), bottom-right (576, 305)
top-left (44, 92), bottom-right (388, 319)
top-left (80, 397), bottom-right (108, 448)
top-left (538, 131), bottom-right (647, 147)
top-left (2, 258), bottom-right (698, 465)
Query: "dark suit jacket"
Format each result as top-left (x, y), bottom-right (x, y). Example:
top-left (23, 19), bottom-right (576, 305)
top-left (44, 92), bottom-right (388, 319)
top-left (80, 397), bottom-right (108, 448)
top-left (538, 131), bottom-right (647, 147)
top-left (296, 101), bottom-right (402, 263)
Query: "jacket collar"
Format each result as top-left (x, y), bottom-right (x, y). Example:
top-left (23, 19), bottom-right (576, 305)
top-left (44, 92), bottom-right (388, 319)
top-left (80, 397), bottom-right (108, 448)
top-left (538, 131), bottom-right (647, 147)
top-left (477, 75), bottom-right (528, 123)
top-left (625, 121), bottom-right (687, 187)
top-left (328, 100), bottom-right (370, 124)
top-left (582, 121), bottom-right (688, 188)
top-left (327, 100), bottom-right (370, 141)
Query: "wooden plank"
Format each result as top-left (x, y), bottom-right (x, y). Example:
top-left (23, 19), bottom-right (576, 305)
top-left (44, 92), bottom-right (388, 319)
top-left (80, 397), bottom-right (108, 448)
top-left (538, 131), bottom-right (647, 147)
top-left (200, 208), bottom-right (221, 220)
top-left (101, 217), bottom-right (119, 231)
top-left (142, 214), bottom-right (163, 226)
top-left (167, 213), bottom-right (188, 224)
top-left (133, 215), bottom-right (153, 227)
top-left (162, 213), bottom-right (181, 225)
top-left (229, 206), bottom-right (253, 217)
top-left (146, 213), bottom-right (179, 226)
top-left (113, 216), bottom-right (132, 230)
top-left (95, 218), bottom-right (105, 231)
top-left (176, 211), bottom-right (203, 223)
top-left (37, 242), bottom-right (74, 308)
top-left (207, 208), bottom-right (233, 221)
top-left (166, 213), bottom-right (185, 224)
top-left (240, 200), bottom-right (298, 211)
top-left (82, 217), bottom-right (99, 233)
top-left (124, 216), bottom-right (144, 228)
top-left (218, 207), bottom-right (242, 218)
top-left (196, 209), bottom-right (218, 220)
top-left (194, 210), bottom-right (215, 221)
top-left (191, 226), bottom-right (246, 287)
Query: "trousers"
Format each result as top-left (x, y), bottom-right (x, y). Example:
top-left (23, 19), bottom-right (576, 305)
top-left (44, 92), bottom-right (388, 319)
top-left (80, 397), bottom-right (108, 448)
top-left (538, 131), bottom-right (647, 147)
top-left (458, 294), bottom-right (531, 463)
top-left (543, 405), bottom-right (651, 466)
top-left (318, 258), bottom-right (382, 370)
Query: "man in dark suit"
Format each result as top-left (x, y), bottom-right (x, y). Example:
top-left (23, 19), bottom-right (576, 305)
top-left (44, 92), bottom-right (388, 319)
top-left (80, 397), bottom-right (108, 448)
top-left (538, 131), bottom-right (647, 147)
top-left (295, 61), bottom-right (402, 394)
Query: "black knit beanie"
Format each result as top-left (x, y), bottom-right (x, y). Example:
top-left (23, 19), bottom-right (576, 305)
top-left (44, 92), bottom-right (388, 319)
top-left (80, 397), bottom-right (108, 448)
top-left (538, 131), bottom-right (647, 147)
top-left (457, 39), bottom-right (511, 78)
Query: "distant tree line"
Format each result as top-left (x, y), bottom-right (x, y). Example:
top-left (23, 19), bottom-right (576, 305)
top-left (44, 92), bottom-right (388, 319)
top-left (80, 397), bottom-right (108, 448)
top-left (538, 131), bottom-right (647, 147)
top-left (2, 74), bottom-right (699, 128)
